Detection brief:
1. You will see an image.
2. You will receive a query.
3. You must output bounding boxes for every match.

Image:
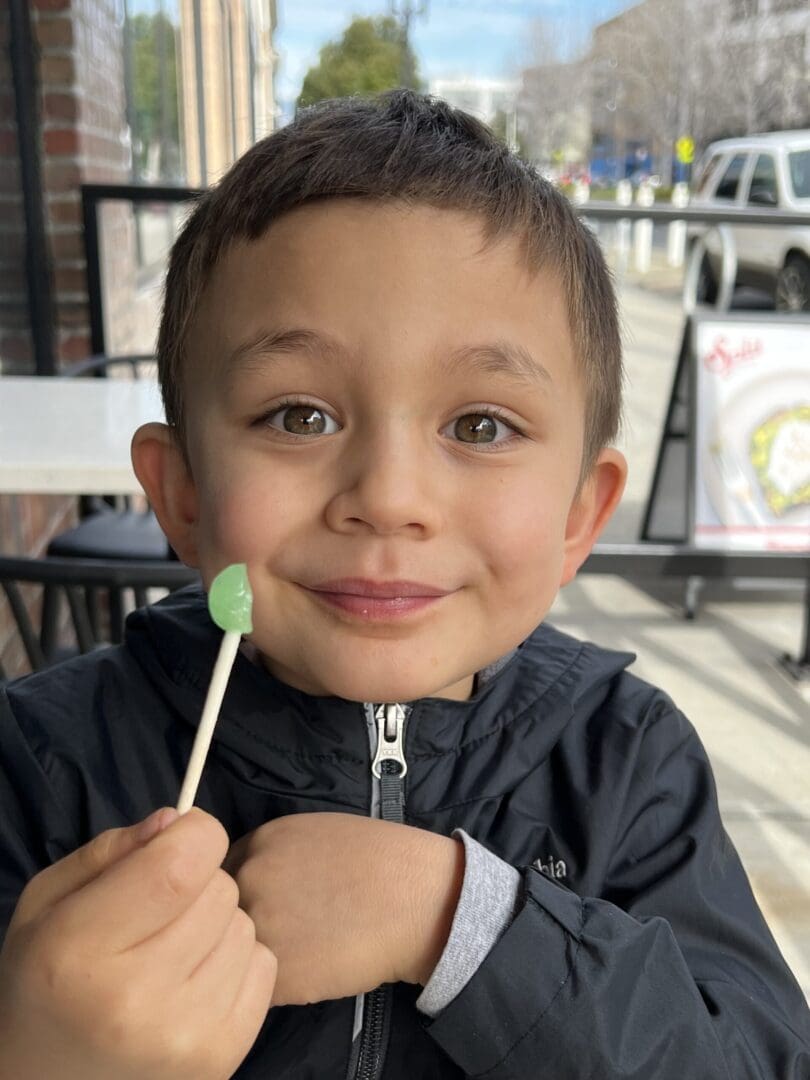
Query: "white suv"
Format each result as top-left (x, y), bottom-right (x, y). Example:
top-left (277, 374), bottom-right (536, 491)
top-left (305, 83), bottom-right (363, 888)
top-left (690, 130), bottom-right (810, 311)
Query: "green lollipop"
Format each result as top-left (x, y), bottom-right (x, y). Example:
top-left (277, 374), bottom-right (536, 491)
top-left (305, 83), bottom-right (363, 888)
top-left (176, 563), bottom-right (253, 813)
top-left (208, 562), bottom-right (253, 634)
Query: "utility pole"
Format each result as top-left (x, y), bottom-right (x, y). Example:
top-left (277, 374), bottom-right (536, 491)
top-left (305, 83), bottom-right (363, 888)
top-left (389, 0), bottom-right (428, 88)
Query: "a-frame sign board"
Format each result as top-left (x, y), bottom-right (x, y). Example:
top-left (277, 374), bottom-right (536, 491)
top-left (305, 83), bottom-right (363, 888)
top-left (639, 311), bottom-right (810, 673)
top-left (640, 317), bottom-right (693, 544)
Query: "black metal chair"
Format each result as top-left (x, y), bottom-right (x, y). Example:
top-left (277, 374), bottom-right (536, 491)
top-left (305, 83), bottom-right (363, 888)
top-left (64, 354), bottom-right (156, 379)
top-left (0, 554), bottom-right (198, 682)
top-left (44, 354), bottom-right (172, 645)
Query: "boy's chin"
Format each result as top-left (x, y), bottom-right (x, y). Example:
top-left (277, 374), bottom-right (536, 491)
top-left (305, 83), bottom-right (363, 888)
top-left (328, 672), bottom-right (474, 705)
top-left (256, 651), bottom-right (474, 704)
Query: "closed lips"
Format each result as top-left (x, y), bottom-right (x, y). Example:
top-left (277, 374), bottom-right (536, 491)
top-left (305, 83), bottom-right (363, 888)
top-left (305, 579), bottom-right (451, 598)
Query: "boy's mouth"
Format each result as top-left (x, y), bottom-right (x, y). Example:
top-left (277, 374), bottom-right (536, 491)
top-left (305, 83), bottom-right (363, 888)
top-left (301, 578), bottom-right (452, 620)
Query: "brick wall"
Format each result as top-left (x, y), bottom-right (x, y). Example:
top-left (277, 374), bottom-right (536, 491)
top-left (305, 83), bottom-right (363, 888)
top-left (0, 0), bottom-right (137, 678)
top-left (36, 0), bottom-right (135, 365)
top-left (0, 5), bottom-right (33, 376)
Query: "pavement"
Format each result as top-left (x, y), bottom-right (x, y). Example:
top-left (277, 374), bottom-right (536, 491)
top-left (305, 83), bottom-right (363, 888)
top-left (549, 277), bottom-right (810, 999)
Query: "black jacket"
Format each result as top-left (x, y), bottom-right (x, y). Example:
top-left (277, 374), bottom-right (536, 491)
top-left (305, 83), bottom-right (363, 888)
top-left (1, 587), bottom-right (808, 1079)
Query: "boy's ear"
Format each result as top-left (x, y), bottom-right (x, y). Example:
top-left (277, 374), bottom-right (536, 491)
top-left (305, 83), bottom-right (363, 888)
top-left (131, 423), bottom-right (201, 567)
top-left (560, 448), bottom-right (627, 587)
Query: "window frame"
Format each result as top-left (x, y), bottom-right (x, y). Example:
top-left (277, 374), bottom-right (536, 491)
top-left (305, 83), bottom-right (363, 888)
top-left (745, 152), bottom-right (780, 208)
top-left (712, 152), bottom-right (751, 203)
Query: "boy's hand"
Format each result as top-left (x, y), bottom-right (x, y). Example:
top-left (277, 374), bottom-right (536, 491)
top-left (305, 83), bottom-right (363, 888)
top-left (0, 808), bottom-right (276, 1080)
top-left (224, 812), bottom-right (464, 1006)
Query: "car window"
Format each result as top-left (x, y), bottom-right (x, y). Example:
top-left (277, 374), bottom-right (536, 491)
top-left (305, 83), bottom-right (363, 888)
top-left (788, 150), bottom-right (810, 198)
top-left (714, 153), bottom-right (748, 200)
top-left (747, 154), bottom-right (778, 205)
top-left (695, 154), bottom-right (724, 196)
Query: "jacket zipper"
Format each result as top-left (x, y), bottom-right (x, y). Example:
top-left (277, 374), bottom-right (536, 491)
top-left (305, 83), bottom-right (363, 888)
top-left (347, 703), bottom-right (409, 1080)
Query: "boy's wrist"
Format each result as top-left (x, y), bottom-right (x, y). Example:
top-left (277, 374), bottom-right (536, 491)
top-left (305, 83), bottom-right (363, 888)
top-left (398, 832), bottom-right (466, 987)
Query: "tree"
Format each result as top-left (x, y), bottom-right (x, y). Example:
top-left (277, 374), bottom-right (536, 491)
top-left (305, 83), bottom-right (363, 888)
top-left (582, 0), bottom-right (810, 181)
top-left (297, 16), bottom-right (422, 110)
top-left (128, 11), bottom-right (181, 180)
top-left (517, 15), bottom-right (601, 172)
top-left (490, 108), bottom-right (529, 159)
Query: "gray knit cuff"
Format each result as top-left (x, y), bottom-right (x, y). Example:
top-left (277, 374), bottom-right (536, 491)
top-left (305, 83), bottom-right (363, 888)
top-left (415, 829), bottom-right (521, 1018)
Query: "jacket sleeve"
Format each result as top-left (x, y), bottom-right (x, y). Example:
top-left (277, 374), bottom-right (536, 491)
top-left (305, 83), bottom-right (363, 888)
top-left (416, 830), bottom-right (521, 1016)
top-left (422, 701), bottom-right (810, 1079)
top-left (0, 689), bottom-right (79, 947)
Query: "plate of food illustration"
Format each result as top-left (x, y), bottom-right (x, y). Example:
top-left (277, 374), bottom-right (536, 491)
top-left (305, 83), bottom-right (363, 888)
top-left (702, 371), bottom-right (810, 530)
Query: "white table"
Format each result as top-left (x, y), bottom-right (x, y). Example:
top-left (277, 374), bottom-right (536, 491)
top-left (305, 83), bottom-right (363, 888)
top-left (0, 376), bottom-right (164, 494)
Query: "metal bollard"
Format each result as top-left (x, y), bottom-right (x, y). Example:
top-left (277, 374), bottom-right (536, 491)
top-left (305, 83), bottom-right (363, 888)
top-left (634, 219), bottom-right (653, 273)
top-left (667, 220), bottom-right (687, 267)
top-left (615, 180), bottom-right (632, 275)
top-left (633, 181), bottom-right (655, 273)
top-left (666, 182), bottom-right (689, 267)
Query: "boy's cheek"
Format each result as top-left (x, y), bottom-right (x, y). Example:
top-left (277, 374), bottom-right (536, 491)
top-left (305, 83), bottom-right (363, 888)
top-left (193, 483), bottom-right (288, 574)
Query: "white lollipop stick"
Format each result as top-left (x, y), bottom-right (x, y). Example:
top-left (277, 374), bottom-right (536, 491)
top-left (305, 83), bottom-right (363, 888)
top-left (177, 630), bottom-right (241, 814)
top-left (175, 563), bottom-right (253, 815)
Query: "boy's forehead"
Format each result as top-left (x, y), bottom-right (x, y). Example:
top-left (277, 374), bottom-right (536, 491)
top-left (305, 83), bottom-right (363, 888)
top-left (188, 200), bottom-right (577, 390)
top-left (208, 199), bottom-right (536, 298)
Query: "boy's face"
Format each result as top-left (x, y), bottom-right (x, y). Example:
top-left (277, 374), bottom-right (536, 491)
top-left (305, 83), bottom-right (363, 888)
top-left (135, 201), bottom-right (625, 703)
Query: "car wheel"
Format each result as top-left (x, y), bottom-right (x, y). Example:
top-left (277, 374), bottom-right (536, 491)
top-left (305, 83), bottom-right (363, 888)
top-left (776, 255), bottom-right (810, 312)
top-left (696, 255), bottom-right (718, 304)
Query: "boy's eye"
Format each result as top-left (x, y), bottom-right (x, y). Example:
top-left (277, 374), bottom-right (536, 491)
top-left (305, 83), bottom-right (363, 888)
top-left (265, 404), bottom-right (340, 436)
top-left (449, 412), bottom-right (516, 445)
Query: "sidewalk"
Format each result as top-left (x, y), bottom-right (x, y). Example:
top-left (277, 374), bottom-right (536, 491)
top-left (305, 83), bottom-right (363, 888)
top-left (550, 281), bottom-right (810, 998)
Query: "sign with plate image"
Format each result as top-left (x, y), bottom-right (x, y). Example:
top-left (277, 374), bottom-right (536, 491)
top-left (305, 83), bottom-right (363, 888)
top-left (693, 319), bottom-right (810, 551)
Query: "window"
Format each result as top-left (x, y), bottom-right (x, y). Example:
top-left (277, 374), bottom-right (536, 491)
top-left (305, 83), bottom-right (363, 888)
top-left (714, 154), bottom-right (748, 201)
top-left (695, 154), bottom-right (723, 196)
top-left (747, 154), bottom-right (778, 206)
top-left (124, 0), bottom-right (183, 182)
top-left (788, 151), bottom-right (810, 199)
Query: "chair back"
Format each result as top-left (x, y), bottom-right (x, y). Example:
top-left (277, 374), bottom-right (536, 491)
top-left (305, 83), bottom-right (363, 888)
top-left (0, 554), bottom-right (198, 681)
top-left (62, 353), bottom-right (157, 380)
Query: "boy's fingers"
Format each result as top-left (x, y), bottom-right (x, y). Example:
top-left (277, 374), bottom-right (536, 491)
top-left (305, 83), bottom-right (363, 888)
top-left (10, 808), bottom-right (180, 929)
top-left (221, 942), bottom-right (278, 1061)
top-left (133, 868), bottom-right (242, 981)
top-left (55, 808), bottom-right (230, 952)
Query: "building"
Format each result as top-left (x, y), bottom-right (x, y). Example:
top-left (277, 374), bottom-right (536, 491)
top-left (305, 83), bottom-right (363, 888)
top-left (720, 0), bottom-right (810, 137)
top-left (587, 0), bottom-right (810, 183)
top-left (178, 0), bottom-right (278, 186)
top-left (429, 77), bottom-right (519, 143)
top-left (588, 0), bottom-right (686, 183)
top-left (0, 0), bottom-right (278, 675)
top-left (518, 59), bottom-right (590, 172)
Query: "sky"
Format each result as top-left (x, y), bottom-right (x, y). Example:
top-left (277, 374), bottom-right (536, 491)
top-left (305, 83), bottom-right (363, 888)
top-left (275, 0), bottom-right (632, 117)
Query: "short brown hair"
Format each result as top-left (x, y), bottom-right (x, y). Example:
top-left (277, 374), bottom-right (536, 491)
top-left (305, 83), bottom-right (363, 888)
top-left (158, 90), bottom-right (622, 473)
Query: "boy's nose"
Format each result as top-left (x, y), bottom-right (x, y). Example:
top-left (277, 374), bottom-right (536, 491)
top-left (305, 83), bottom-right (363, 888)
top-left (323, 434), bottom-right (442, 538)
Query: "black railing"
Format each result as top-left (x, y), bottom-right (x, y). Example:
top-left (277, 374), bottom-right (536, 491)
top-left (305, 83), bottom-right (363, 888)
top-left (79, 183), bottom-right (810, 355)
top-left (579, 202), bottom-right (810, 226)
top-left (81, 183), bottom-right (201, 356)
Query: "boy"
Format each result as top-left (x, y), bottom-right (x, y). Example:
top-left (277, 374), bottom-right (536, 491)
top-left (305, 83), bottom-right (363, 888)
top-left (0, 91), bottom-right (808, 1078)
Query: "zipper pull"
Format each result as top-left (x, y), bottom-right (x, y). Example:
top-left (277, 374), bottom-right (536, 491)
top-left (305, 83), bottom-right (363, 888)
top-left (371, 703), bottom-right (408, 778)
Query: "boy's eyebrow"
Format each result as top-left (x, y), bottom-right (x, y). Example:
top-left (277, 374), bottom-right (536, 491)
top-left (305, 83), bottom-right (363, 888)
top-left (225, 328), bottom-right (345, 373)
top-left (225, 328), bottom-right (553, 389)
top-left (444, 342), bottom-right (553, 389)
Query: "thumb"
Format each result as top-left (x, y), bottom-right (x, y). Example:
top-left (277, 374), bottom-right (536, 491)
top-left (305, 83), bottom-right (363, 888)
top-left (10, 808), bottom-right (180, 929)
